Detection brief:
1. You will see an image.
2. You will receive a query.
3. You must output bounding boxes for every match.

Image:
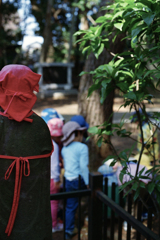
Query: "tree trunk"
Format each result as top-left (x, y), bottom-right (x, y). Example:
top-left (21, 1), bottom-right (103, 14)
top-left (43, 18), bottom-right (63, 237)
top-left (78, 33), bottom-right (125, 171)
top-left (39, 0), bottom-right (54, 63)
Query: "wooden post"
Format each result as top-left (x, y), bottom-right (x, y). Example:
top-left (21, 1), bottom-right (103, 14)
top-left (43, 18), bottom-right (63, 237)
top-left (88, 172), bottom-right (103, 240)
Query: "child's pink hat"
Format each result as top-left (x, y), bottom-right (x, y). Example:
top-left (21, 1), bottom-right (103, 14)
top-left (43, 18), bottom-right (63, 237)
top-left (47, 118), bottom-right (64, 137)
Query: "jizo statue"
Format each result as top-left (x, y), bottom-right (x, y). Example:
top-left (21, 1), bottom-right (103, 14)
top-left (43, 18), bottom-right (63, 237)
top-left (0, 65), bottom-right (53, 240)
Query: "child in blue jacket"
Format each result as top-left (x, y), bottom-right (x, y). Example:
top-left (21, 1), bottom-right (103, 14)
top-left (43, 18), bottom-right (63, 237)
top-left (61, 121), bottom-right (89, 240)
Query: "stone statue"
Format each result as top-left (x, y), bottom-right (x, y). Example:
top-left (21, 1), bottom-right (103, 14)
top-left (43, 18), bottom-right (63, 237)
top-left (0, 65), bottom-right (53, 240)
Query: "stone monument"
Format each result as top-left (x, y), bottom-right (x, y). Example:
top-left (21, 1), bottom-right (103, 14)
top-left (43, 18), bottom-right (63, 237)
top-left (0, 65), bottom-right (53, 240)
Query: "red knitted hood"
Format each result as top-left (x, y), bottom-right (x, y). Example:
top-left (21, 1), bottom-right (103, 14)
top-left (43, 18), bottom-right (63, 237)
top-left (0, 64), bottom-right (41, 122)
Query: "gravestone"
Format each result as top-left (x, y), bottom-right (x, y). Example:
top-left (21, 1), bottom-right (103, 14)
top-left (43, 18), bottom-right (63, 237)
top-left (34, 62), bottom-right (74, 91)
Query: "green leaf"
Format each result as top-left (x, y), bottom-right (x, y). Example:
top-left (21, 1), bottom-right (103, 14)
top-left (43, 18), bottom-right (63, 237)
top-left (114, 59), bottom-right (124, 67)
top-left (131, 36), bottom-right (137, 47)
top-left (138, 166), bottom-right (145, 176)
top-left (154, 27), bottom-right (160, 33)
top-left (125, 0), bottom-right (135, 4)
top-left (103, 155), bottom-right (117, 164)
top-left (155, 175), bottom-right (160, 181)
top-left (139, 176), bottom-right (151, 180)
top-left (119, 180), bottom-right (133, 192)
top-left (95, 16), bottom-right (107, 23)
top-left (101, 79), bottom-right (112, 88)
top-left (116, 82), bottom-right (129, 91)
top-left (112, 10), bottom-right (124, 21)
top-left (79, 71), bottom-right (89, 76)
top-left (139, 181), bottom-right (146, 188)
top-left (141, 12), bottom-right (155, 26)
top-left (136, 92), bottom-right (145, 101)
top-left (133, 188), bottom-right (140, 201)
top-left (124, 92), bottom-right (137, 100)
top-left (96, 43), bottom-right (104, 58)
top-left (82, 46), bottom-right (91, 54)
top-left (88, 126), bottom-right (99, 134)
top-left (131, 24), bottom-right (146, 38)
top-left (119, 151), bottom-right (128, 161)
top-left (119, 171), bottom-right (125, 183)
top-left (117, 70), bottom-right (133, 78)
top-left (95, 24), bottom-right (104, 36)
top-left (114, 22), bottom-right (123, 31)
top-left (123, 187), bottom-right (133, 197)
top-left (97, 137), bottom-right (103, 147)
top-left (132, 182), bottom-right (138, 191)
top-left (147, 182), bottom-right (155, 195)
top-left (100, 87), bottom-right (108, 104)
top-left (135, 0), bottom-right (152, 10)
top-left (74, 30), bottom-right (87, 36)
top-left (102, 130), bottom-right (113, 136)
top-left (109, 160), bottom-right (117, 167)
top-left (144, 69), bottom-right (155, 78)
top-left (119, 2), bottom-right (128, 8)
top-left (88, 83), bottom-right (101, 97)
top-left (105, 65), bottom-right (114, 75)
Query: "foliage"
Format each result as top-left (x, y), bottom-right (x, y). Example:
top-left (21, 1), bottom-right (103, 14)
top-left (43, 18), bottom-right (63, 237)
top-left (72, 0), bottom-right (99, 12)
top-left (30, 0), bottom-right (72, 62)
top-left (30, 0), bottom-right (70, 40)
top-left (0, 0), bottom-right (23, 68)
top-left (30, 0), bottom-right (101, 62)
top-left (76, 0), bottom-right (160, 211)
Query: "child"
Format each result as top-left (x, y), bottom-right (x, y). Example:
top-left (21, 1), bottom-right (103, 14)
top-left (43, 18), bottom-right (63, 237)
top-left (47, 118), bottom-right (64, 233)
top-left (70, 115), bottom-right (89, 129)
top-left (61, 121), bottom-right (89, 240)
top-left (70, 115), bottom-right (89, 140)
top-left (41, 108), bottom-right (65, 123)
top-left (42, 108), bottom-right (65, 168)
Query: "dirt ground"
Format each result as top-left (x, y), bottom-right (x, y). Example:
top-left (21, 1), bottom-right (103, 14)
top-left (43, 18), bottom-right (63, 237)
top-left (33, 94), bottom-right (141, 155)
top-left (33, 95), bottom-right (78, 122)
top-left (32, 94), bottom-right (160, 240)
top-left (33, 94), bottom-right (160, 156)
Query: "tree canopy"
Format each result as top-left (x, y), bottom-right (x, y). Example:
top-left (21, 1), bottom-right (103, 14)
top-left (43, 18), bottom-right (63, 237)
top-left (0, 0), bottom-right (101, 68)
top-left (0, 0), bottom-right (22, 67)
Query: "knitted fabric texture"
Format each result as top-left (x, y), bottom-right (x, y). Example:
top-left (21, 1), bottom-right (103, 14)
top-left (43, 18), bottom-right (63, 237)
top-left (0, 64), bottom-right (41, 122)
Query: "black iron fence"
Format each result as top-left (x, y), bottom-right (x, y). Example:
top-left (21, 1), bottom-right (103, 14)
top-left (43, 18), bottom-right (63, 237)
top-left (50, 172), bottom-right (160, 240)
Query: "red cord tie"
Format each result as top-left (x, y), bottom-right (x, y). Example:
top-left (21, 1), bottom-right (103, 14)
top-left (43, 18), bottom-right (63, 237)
top-left (4, 157), bottom-right (30, 237)
top-left (2, 144), bottom-right (53, 237)
top-left (0, 111), bottom-right (33, 123)
top-left (0, 91), bottom-right (33, 123)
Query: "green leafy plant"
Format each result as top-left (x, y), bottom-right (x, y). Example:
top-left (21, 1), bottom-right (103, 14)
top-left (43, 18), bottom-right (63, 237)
top-left (75, 0), bottom-right (160, 213)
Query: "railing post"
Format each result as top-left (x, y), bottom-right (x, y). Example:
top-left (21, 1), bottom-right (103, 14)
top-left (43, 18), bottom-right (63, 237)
top-left (63, 176), bottom-right (66, 240)
top-left (88, 172), bottom-right (103, 240)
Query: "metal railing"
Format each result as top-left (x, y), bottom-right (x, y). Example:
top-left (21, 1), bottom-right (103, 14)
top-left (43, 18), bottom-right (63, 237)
top-left (50, 175), bottom-right (91, 240)
top-left (50, 172), bottom-right (160, 240)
